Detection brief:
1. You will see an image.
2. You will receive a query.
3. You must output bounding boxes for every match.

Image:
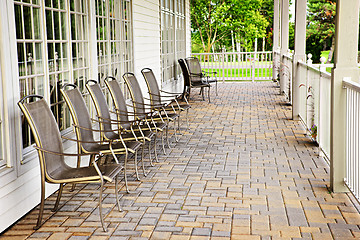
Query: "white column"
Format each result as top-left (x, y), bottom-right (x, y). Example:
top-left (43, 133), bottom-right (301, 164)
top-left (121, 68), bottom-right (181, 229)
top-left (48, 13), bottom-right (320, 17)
top-left (279, 0), bottom-right (289, 94)
top-left (292, 0), bottom-right (307, 120)
top-left (272, 0), bottom-right (280, 81)
top-left (330, 0), bottom-right (360, 192)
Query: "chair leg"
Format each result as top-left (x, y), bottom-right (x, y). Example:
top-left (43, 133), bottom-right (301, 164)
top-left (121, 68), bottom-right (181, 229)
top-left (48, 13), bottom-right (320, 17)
top-left (134, 150), bottom-right (140, 181)
top-left (34, 179), bottom-right (46, 230)
top-left (154, 134), bottom-right (159, 163)
top-left (173, 119), bottom-right (179, 142)
top-left (71, 148), bottom-right (83, 192)
top-left (177, 115), bottom-right (181, 141)
top-left (124, 151), bottom-right (130, 193)
top-left (141, 143), bottom-right (147, 176)
top-left (215, 81), bottom-right (218, 96)
top-left (166, 124), bottom-right (172, 150)
top-left (52, 183), bottom-right (64, 212)
top-left (115, 175), bottom-right (122, 212)
top-left (161, 130), bottom-right (166, 155)
top-left (201, 87), bottom-right (205, 100)
top-left (208, 86), bottom-right (211, 103)
top-left (148, 139), bottom-right (154, 166)
top-left (98, 180), bottom-right (107, 232)
top-left (186, 109), bottom-right (190, 130)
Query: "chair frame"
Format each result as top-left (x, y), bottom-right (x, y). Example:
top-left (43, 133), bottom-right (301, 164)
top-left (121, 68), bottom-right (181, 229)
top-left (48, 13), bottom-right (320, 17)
top-left (86, 79), bottom-right (147, 179)
top-left (60, 83), bottom-right (140, 193)
top-left (178, 58), bottom-right (211, 102)
top-left (122, 72), bottom-right (172, 154)
top-left (105, 76), bottom-right (159, 165)
top-left (141, 67), bottom-right (191, 130)
top-left (185, 56), bottom-right (218, 96)
top-left (18, 95), bottom-right (123, 232)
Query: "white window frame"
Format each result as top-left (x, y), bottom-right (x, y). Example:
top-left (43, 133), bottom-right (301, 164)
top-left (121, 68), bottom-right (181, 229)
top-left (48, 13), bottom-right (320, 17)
top-left (0, 52), bottom-right (5, 170)
top-left (8, 0), bottom-right (134, 169)
top-left (160, 0), bottom-right (186, 83)
top-left (13, 0), bottom-right (91, 165)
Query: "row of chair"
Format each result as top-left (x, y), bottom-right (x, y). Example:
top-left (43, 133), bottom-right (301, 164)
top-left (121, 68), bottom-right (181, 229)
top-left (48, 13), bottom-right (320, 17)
top-left (18, 68), bottom-right (190, 231)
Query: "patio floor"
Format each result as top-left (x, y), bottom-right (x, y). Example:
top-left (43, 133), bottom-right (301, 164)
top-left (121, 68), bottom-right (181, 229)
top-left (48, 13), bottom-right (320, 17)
top-left (1, 82), bottom-right (360, 240)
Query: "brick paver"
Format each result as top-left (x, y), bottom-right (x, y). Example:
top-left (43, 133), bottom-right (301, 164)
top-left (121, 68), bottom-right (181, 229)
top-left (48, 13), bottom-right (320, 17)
top-left (1, 82), bottom-right (360, 239)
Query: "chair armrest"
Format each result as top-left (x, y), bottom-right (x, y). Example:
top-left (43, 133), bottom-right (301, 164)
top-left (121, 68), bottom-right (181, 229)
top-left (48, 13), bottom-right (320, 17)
top-left (33, 145), bottom-right (101, 157)
top-left (203, 70), bottom-right (217, 75)
top-left (61, 135), bottom-right (115, 144)
top-left (159, 90), bottom-right (183, 96)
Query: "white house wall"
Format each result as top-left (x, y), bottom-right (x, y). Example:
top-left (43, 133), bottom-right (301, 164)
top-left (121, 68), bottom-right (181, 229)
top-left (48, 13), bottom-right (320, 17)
top-left (0, 0), bottom-right (190, 233)
top-left (133, 0), bottom-right (161, 98)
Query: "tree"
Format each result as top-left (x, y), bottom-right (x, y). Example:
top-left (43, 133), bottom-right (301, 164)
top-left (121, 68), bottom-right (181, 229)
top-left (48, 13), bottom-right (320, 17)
top-left (307, 0), bottom-right (336, 63)
top-left (190, 0), bottom-right (269, 53)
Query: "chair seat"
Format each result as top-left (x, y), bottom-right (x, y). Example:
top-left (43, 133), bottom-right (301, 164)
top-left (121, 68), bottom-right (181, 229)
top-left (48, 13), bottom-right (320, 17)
top-left (107, 128), bottom-right (155, 141)
top-left (192, 81), bottom-right (210, 88)
top-left (49, 163), bottom-right (123, 183)
top-left (174, 103), bottom-right (191, 111)
top-left (152, 121), bottom-right (167, 131)
top-left (159, 112), bottom-right (179, 121)
top-left (206, 77), bottom-right (217, 83)
top-left (83, 140), bottom-right (142, 154)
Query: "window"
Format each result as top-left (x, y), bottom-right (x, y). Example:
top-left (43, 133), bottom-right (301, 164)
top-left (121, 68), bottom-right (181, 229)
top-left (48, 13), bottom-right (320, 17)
top-left (45, 0), bottom-right (71, 131)
top-left (14, 0), bottom-right (90, 152)
top-left (0, 57), bottom-right (4, 169)
top-left (96, 0), bottom-right (133, 97)
top-left (96, 0), bottom-right (124, 85)
top-left (122, 0), bottom-right (133, 74)
top-left (14, 0), bottom-right (132, 156)
top-left (70, 1), bottom-right (90, 93)
top-left (161, 0), bottom-right (186, 82)
top-left (14, 0), bottom-right (45, 149)
top-left (175, 0), bottom-right (185, 63)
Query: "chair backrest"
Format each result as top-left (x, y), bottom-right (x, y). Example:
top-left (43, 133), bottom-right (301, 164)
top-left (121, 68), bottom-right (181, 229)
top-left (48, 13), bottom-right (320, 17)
top-left (141, 68), bottom-right (161, 107)
top-left (86, 80), bottom-right (114, 140)
top-left (104, 77), bottom-right (129, 123)
top-left (122, 72), bottom-right (145, 116)
top-left (185, 57), bottom-right (202, 82)
top-left (178, 58), bottom-right (190, 90)
top-left (18, 95), bottom-right (69, 182)
top-left (60, 84), bottom-right (96, 151)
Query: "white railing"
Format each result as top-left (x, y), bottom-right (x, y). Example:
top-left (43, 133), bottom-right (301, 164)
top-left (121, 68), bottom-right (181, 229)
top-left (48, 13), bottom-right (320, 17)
top-left (297, 61), bottom-right (332, 161)
top-left (273, 50), bottom-right (281, 81)
top-left (191, 51), bottom-right (273, 82)
top-left (343, 79), bottom-right (360, 200)
top-left (281, 53), bottom-right (293, 103)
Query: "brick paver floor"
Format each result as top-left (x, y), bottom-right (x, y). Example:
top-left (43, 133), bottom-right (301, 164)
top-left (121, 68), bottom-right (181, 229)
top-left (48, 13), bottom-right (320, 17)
top-left (2, 82), bottom-right (360, 240)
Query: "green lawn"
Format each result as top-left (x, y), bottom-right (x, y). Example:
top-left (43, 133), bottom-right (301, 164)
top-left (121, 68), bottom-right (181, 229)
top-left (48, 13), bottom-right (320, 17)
top-left (202, 67), bottom-right (273, 80)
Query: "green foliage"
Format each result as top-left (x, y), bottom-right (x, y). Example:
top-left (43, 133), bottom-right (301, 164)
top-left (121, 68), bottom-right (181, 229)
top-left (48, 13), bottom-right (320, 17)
top-left (191, 0), bottom-right (269, 53)
top-left (307, 0), bottom-right (336, 43)
top-left (306, 0), bottom-right (336, 63)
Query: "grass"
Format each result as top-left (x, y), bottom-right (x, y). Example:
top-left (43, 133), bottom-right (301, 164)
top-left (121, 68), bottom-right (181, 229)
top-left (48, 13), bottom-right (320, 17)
top-left (202, 67), bottom-right (273, 80)
top-left (321, 50), bottom-right (330, 62)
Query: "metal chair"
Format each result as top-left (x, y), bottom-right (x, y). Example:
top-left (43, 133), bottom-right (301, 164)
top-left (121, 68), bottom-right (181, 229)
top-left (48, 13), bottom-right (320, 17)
top-left (185, 56), bottom-right (218, 96)
top-left (178, 58), bottom-right (211, 102)
top-left (18, 95), bottom-right (123, 232)
top-left (122, 72), bottom-right (171, 154)
top-left (105, 76), bottom-right (160, 165)
top-left (138, 69), bottom-right (181, 140)
top-left (141, 67), bottom-right (191, 130)
top-left (86, 79), bottom-right (149, 179)
top-left (60, 84), bottom-right (142, 193)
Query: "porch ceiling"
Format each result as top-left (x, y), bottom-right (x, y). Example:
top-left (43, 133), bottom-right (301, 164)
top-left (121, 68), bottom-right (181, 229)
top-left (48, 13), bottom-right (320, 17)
top-left (2, 82), bottom-right (360, 239)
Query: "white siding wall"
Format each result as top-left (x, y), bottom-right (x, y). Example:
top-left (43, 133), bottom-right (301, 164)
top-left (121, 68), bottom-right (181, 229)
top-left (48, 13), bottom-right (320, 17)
top-left (133, 0), bottom-right (161, 96)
